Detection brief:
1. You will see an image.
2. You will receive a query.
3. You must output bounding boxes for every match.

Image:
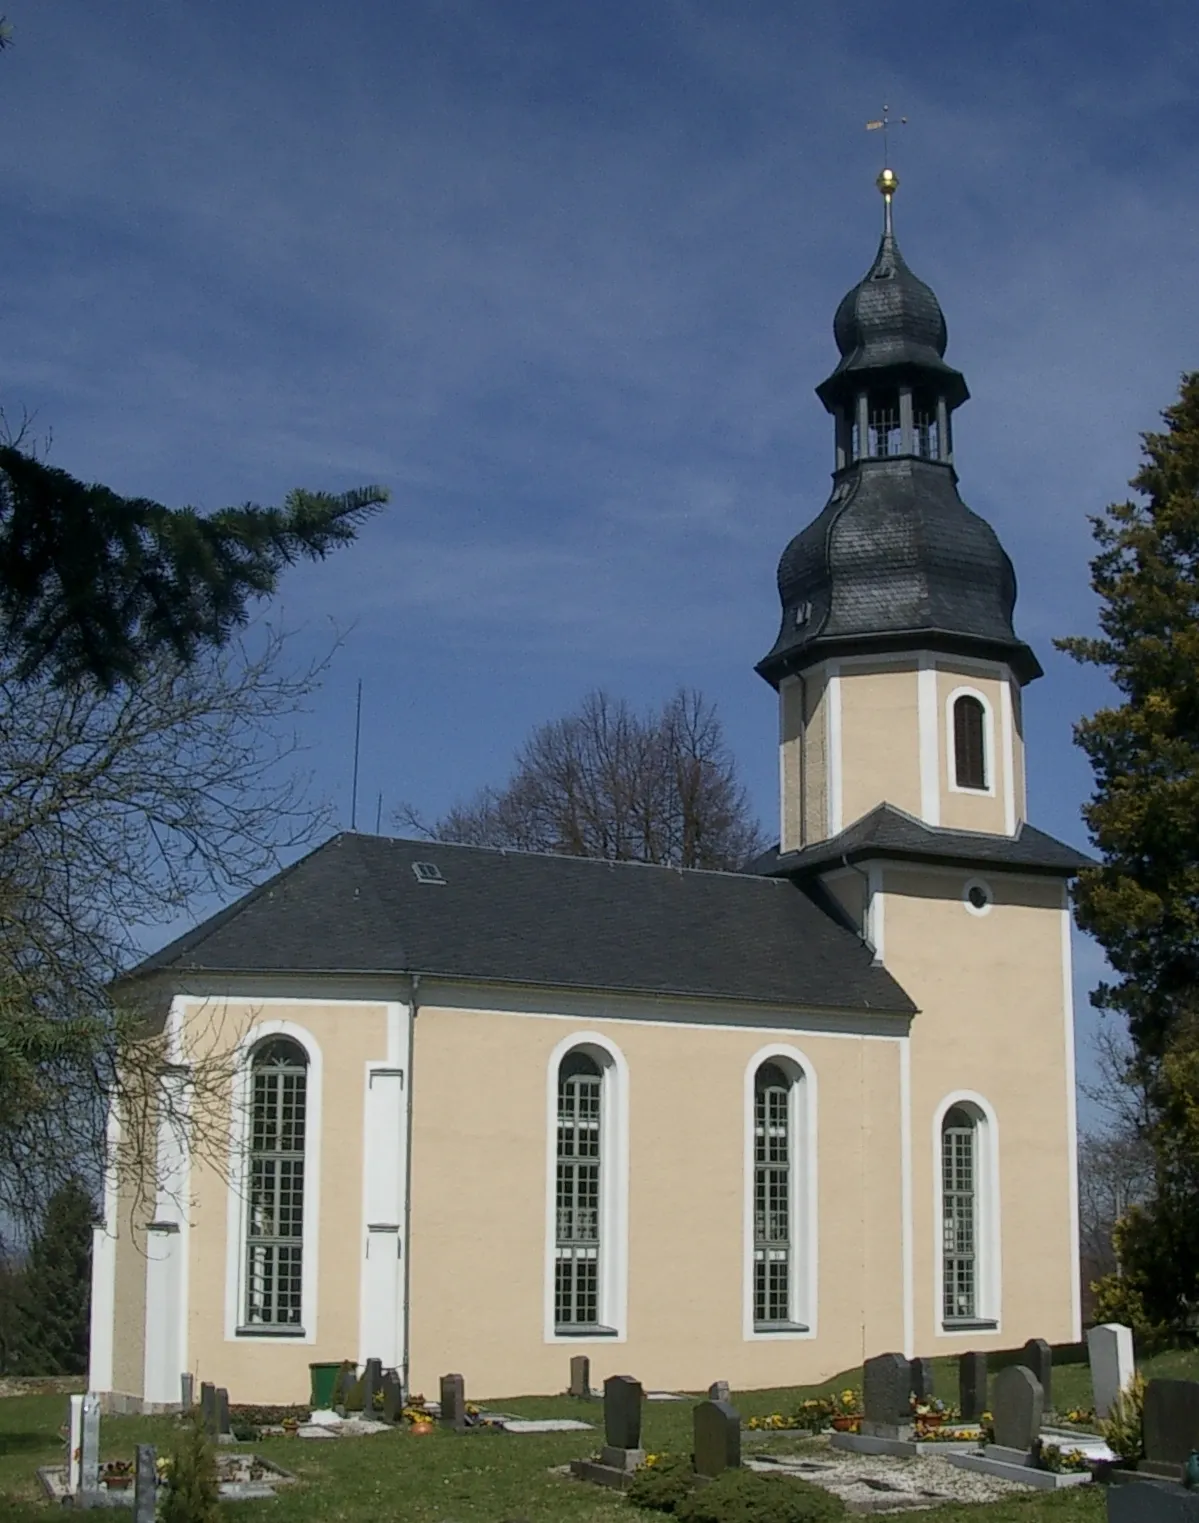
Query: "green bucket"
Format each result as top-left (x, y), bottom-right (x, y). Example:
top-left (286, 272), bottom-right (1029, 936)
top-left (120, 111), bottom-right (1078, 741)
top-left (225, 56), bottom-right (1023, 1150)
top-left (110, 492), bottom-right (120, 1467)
top-left (309, 1361), bottom-right (345, 1410)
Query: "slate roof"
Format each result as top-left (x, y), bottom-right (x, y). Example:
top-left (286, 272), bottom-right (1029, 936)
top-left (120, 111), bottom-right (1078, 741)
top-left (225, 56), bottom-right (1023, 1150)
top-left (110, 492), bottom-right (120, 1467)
top-left (127, 832), bottom-right (916, 1015)
top-left (817, 226), bottom-right (968, 411)
top-left (752, 803), bottom-right (1093, 878)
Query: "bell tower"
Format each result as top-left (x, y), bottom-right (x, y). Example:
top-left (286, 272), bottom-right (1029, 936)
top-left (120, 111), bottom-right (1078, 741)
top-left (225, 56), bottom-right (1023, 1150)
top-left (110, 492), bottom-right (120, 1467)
top-left (757, 171), bottom-right (1041, 853)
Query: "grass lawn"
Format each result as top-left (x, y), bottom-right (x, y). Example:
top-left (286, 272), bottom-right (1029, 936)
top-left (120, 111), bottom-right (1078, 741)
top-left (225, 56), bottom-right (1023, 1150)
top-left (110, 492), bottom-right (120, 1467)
top-left (6, 1350), bottom-right (1197, 1523)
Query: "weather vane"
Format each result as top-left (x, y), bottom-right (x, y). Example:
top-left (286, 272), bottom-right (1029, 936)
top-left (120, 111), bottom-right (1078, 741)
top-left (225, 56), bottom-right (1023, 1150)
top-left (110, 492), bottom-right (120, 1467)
top-left (865, 104), bottom-right (907, 167)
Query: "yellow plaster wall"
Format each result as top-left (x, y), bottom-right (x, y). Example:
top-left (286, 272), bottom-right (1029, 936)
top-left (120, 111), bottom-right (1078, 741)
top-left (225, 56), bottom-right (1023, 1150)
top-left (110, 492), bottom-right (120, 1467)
top-left (779, 678), bottom-right (804, 855)
top-left (936, 667), bottom-right (1025, 834)
top-left (880, 868), bottom-right (1075, 1351)
top-left (839, 664), bottom-right (921, 827)
top-left (407, 1004), bottom-right (906, 1399)
top-left (801, 671), bottom-right (830, 846)
top-left (178, 998), bottom-right (389, 1404)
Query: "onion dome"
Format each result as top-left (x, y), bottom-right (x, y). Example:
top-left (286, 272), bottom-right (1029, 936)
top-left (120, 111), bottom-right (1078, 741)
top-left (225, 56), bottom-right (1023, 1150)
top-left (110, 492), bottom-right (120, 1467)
top-left (756, 170), bottom-right (1040, 689)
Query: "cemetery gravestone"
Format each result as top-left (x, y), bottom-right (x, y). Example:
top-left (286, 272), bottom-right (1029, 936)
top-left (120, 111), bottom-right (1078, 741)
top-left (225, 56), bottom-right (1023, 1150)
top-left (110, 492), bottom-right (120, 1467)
top-left (569, 1355), bottom-right (591, 1399)
top-left (80, 1394), bottom-right (101, 1495)
top-left (362, 1359), bottom-right (382, 1419)
top-left (1108, 1478), bottom-right (1199, 1522)
top-left (440, 1372), bottom-right (466, 1432)
top-left (200, 1382), bottom-right (217, 1436)
top-left (992, 1365), bottom-right (1043, 1455)
top-left (910, 1357), bottom-right (935, 1405)
top-left (134, 1445), bottom-right (157, 1523)
top-left (708, 1381), bottom-right (730, 1403)
top-left (1088, 1323), bottom-right (1135, 1419)
top-left (604, 1374), bottom-right (643, 1454)
top-left (180, 1373), bottom-right (194, 1411)
top-left (334, 1361), bottom-right (357, 1412)
top-left (959, 1352), bottom-right (987, 1422)
top-left (1019, 1338), bottom-right (1053, 1412)
top-left (694, 1400), bottom-right (741, 1480)
top-left (216, 1387), bottom-right (231, 1438)
top-left (381, 1372), bottom-right (403, 1425)
top-left (1142, 1379), bottom-right (1199, 1478)
top-left (862, 1352), bottom-right (912, 1438)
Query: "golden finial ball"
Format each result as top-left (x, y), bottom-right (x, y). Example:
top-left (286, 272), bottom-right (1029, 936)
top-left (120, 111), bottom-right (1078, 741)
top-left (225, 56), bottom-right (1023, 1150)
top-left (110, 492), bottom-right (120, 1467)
top-left (876, 167), bottom-right (899, 196)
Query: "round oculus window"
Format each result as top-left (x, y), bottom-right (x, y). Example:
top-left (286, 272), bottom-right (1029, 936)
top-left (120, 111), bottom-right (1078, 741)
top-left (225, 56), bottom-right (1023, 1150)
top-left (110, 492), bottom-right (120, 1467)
top-left (963, 879), bottom-right (993, 915)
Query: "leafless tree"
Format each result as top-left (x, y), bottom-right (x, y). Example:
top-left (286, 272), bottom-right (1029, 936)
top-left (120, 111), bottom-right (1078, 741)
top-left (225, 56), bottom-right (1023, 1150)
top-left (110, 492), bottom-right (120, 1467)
top-left (1078, 1122), bottom-right (1155, 1282)
top-left (400, 688), bottom-right (768, 872)
top-left (0, 625), bottom-right (333, 1232)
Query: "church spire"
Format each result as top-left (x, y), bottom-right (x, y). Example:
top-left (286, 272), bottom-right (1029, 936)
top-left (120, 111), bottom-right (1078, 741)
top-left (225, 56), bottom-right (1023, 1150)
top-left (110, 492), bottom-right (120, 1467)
top-left (756, 177), bottom-right (1040, 690)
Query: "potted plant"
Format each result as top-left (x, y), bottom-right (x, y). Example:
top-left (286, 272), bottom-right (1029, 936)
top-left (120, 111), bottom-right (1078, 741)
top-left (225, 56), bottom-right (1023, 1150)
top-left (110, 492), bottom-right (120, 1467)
top-left (102, 1460), bottom-right (134, 1491)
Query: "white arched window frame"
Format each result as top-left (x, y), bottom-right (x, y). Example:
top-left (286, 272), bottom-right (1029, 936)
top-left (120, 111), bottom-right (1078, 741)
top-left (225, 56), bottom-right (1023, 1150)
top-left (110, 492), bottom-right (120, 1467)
top-left (224, 1020), bottom-right (323, 1343)
top-left (945, 685), bottom-right (996, 797)
top-left (742, 1044), bottom-right (817, 1340)
top-left (543, 1031), bottom-right (629, 1343)
top-left (932, 1091), bottom-right (1000, 1334)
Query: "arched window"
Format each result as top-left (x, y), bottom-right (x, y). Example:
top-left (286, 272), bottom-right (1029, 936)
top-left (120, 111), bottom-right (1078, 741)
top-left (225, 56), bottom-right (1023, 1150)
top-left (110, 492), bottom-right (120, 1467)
top-left (953, 694), bottom-right (987, 790)
top-left (942, 1105), bottom-right (978, 1323)
top-left (245, 1037), bottom-right (308, 1328)
top-left (555, 1050), bottom-right (602, 1330)
top-left (753, 1061), bottom-right (795, 1328)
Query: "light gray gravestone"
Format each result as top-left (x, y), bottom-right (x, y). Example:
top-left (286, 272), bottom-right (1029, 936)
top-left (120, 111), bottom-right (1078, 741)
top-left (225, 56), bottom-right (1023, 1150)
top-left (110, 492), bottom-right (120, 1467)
top-left (440, 1372), bottom-right (466, 1432)
top-left (180, 1372), bottom-right (194, 1411)
top-left (362, 1358), bottom-right (383, 1418)
top-left (910, 1357), bottom-right (935, 1405)
top-left (694, 1399), bottom-right (740, 1480)
top-left (569, 1355), bottom-right (591, 1399)
top-left (959, 1351), bottom-right (988, 1421)
top-left (708, 1380), bottom-right (730, 1403)
top-left (1143, 1379), bottom-right (1199, 1475)
top-left (67, 1394), bottom-right (84, 1495)
top-left (861, 1352), bottom-right (912, 1438)
top-left (80, 1393), bottom-right (101, 1494)
top-left (380, 1371), bottom-right (403, 1424)
top-left (1088, 1323), bottom-right (1135, 1419)
top-left (992, 1364), bottom-right (1043, 1454)
top-left (1019, 1338), bottom-right (1053, 1411)
top-left (134, 1445), bottom-right (157, 1523)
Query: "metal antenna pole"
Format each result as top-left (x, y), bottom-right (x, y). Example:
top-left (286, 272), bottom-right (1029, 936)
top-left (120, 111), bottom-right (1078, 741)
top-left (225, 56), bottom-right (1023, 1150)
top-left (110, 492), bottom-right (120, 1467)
top-left (375, 791), bottom-right (383, 835)
top-left (350, 678), bottom-right (363, 830)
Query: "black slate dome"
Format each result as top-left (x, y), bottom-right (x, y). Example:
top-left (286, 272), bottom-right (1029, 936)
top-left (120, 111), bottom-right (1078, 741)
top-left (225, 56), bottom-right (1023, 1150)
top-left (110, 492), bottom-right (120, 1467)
top-left (757, 179), bottom-right (1039, 688)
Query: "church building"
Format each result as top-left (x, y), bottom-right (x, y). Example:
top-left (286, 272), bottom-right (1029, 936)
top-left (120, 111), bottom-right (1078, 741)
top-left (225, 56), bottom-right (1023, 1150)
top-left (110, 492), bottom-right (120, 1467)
top-left (89, 170), bottom-right (1087, 1408)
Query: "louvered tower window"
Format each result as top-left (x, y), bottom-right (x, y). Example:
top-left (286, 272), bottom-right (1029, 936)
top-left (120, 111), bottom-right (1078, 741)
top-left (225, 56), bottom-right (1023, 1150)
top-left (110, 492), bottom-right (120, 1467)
top-left (868, 392), bottom-right (902, 457)
top-left (245, 1038), bottom-right (307, 1327)
top-left (942, 1106), bottom-right (977, 1322)
top-left (953, 695), bottom-right (987, 790)
top-left (555, 1051), bottom-right (602, 1329)
top-left (753, 1062), bottom-right (793, 1326)
top-left (914, 402), bottom-right (939, 459)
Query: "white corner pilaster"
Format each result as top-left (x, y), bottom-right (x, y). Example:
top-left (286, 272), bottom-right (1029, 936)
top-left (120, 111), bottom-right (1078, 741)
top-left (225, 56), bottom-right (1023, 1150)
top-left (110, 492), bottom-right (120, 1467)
top-left (827, 664), bottom-right (843, 837)
top-left (866, 862), bottom-right (885, 962)
top-left (142, 1037), bottom-right (192, 1407)
top-left (999, 676), bottom-right (1017, 833)
top-left (1060, 889), bottom-right (1082, 1339)
top-left (899, 1036), bottom-right (913, 1359)
top-left (358, 1003), bottom-right (410, 1370)
top-left (917, 655), bottom-right (940, 826)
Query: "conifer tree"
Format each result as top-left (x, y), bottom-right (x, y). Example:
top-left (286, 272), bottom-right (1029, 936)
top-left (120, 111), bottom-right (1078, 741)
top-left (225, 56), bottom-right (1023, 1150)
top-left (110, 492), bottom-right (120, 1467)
top-left (0, 446), bottom-right (387, 688)
top-left (10, 1178), bottom-right (95, 1374)
top-left (1059, 371), bottom-right (1199, 1320)
top-left (160, 1417), bottom-right (220, 1523)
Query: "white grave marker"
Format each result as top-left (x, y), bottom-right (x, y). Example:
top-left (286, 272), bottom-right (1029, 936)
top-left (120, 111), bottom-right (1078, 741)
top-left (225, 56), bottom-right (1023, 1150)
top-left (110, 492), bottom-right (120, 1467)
top-left (1087, 1322), bottom-right (1135, 1418)
top-left (67, 1394), bottom-right (84, 1494)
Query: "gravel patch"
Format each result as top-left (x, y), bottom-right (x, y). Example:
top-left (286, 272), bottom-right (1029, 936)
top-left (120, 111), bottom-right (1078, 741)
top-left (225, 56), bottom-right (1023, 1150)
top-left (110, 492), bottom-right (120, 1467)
top-left (749, 1443), bottom-right (1028, 1513)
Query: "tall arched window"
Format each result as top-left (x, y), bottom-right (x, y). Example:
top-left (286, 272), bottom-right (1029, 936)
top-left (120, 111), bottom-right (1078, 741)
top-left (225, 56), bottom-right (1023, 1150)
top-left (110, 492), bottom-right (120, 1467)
top-left (753, 1062), bottom-right (794, 1328)
top-left (245, 1037), bottom-right (308, 1328)
top-left (555, 1051), bottom-right (602, 1330)
top-left (953, 694), bottom-right (987, 790)
top-left (941, 1105), bottom-right (978, 1323)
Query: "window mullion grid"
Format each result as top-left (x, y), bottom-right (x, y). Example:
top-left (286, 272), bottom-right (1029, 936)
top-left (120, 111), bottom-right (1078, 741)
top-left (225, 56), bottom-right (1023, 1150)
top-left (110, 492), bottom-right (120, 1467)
top-left (754, 1083), bottom-right (792, 1328)
top-left (942, 1124), bottom-right (977, 1322)
top-left (555, 1072), bottom-right (601, 1330)
top-left (246, 1059), bottom-right (306, 1329)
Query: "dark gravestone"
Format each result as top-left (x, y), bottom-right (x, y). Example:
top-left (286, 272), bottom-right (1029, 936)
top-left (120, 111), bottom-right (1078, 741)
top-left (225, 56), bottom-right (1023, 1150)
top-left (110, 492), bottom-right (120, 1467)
top-left (910, 1358), bottom-right (935, 1405)
top-left (708, 1381), bottom-right (730, 1403)
top-left (1108, 1479), bottom-right (1199, 1522)
top-left (134, 1445), bottom-right (157, 1523)
top-left (694, 1400), bottom-right (741, 1480)
top-left (1143, 1379), bottom-right (1199, 1476)
top-left (215, 1387), bottom-right (231, 1437)
top-left (380, 1371), bottom-right (403, 1424)
top-left (440, 1372), bottom-right (466, 1432)
top-left (180, 1373), bottom-right (194, 1411)
top-left (862, 1352), bottom-right (912, 1438)
top-left (959, 1351), bottom-right (988, 1421)
top-left (604, 1374), bottom-right (644, 1455)
top-left (200, 1382), bottom-right (217, 1437)
top-left (334, 1361), bottom-right (357, 1412)
top-left (992, 1365), bottom-right (1043, 1454)
top-left (1019, 1338), bottom-right (1053, 1412)
top-left (362, 1359), bottom-right (383, 1418)
top-left (569, 1355), bottom-right (591, 1399)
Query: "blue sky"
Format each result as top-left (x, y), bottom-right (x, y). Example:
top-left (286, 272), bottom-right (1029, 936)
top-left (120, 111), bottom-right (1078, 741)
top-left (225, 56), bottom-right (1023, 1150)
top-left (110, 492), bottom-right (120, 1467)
top-left (3, 0), bottom-right (1197, 1125)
